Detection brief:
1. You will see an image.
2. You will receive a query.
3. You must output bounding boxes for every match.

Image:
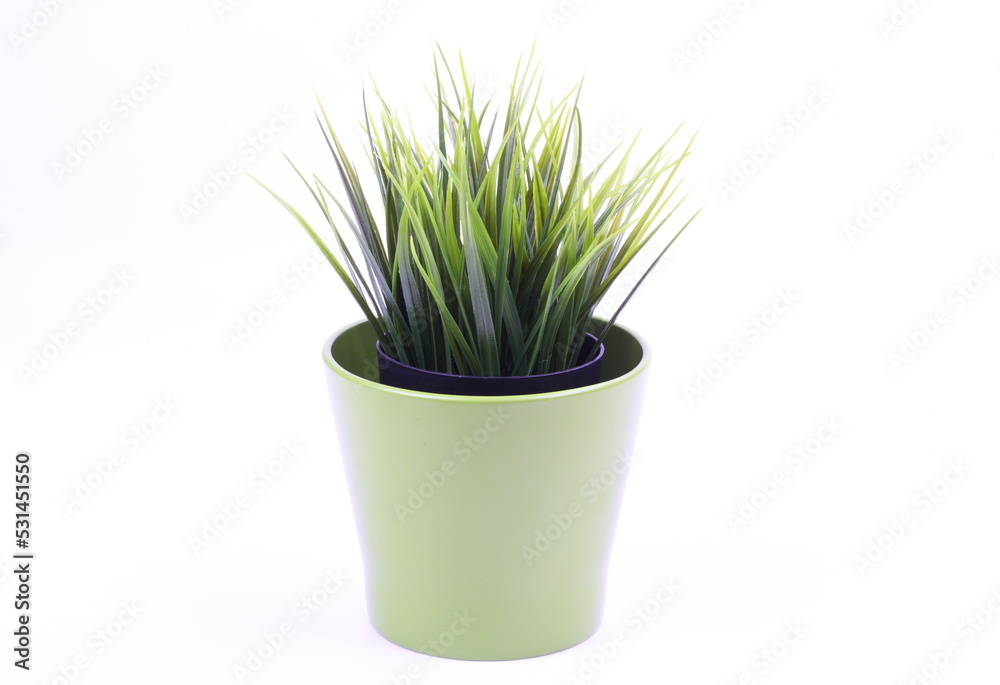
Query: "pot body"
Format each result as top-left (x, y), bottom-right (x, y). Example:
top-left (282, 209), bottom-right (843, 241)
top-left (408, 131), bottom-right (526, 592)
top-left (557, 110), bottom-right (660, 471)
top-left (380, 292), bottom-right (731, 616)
top-left (323, 320), bottom-right (650, 660)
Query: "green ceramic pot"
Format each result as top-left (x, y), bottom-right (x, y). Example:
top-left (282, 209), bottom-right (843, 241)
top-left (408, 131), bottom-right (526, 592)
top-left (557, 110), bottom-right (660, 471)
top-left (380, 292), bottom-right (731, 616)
top-left (323, 320), bottom-right (651, 660)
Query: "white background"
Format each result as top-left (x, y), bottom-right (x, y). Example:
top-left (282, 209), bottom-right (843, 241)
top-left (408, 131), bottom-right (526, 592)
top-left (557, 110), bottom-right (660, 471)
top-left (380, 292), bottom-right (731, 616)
top-left (2, 0), bottom-right (999, 683)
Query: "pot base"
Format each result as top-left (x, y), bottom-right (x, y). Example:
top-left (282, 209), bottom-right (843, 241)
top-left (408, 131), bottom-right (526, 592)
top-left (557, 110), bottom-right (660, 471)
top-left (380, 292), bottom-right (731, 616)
top-left (368, 581), bottom-right (604, 660)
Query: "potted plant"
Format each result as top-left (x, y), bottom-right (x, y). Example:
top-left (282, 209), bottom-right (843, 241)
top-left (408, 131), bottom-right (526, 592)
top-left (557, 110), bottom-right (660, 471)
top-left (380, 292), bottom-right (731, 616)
top-left (255, 48), bottom-right (698, 660)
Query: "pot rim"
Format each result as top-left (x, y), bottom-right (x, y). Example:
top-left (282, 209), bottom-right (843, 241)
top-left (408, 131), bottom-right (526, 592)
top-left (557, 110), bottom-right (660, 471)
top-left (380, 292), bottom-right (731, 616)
top-left (323, 319), bottom-right (651, 404)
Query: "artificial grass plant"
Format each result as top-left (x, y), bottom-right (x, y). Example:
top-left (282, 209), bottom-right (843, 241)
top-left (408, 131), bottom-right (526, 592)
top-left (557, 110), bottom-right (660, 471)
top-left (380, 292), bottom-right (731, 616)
top-left (255, 47), bottom-right (699, 377)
